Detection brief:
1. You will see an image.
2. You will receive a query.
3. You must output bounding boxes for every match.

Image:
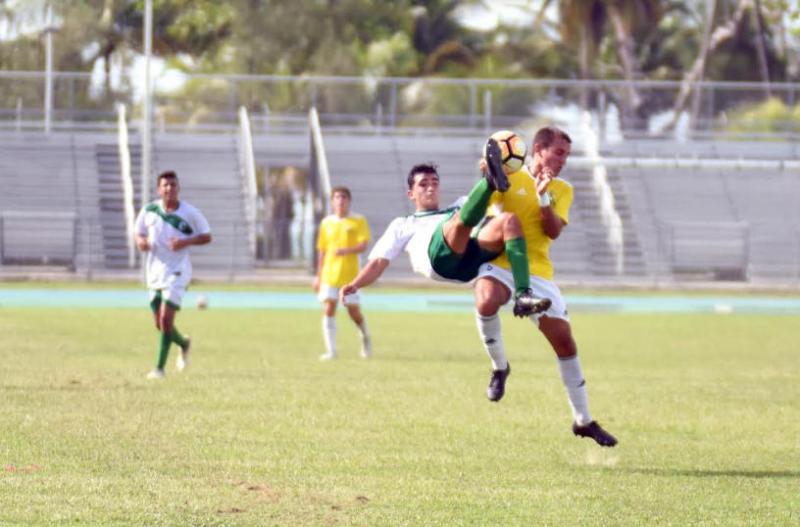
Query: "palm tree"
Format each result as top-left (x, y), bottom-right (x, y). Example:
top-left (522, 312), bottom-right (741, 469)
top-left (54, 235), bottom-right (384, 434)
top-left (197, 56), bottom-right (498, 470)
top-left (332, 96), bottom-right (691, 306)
top-left (557, 0), bottom-right (665, 131)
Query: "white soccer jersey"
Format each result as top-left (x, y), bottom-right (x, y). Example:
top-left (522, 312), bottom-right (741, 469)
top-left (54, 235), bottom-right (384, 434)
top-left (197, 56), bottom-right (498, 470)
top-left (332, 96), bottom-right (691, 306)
top-left (368, 198), bottom-right (465, 280)
top-left (134, 200), bottom-right (211, 289)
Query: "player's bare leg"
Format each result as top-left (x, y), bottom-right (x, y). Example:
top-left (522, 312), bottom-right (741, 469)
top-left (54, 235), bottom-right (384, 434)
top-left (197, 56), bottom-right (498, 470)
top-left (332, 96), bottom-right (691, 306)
top-left (538, 316), bottom-right (617, 447)
top-left (476, 213), bottom-right (551, 317)
top-left (345, 303), bottom-right (372, 358)
top-left (444, 206), bottom-right (550, 319)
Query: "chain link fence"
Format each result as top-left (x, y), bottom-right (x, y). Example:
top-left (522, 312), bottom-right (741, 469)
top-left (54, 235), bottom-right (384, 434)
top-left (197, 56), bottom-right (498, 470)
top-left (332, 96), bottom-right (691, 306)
top-left (2, 72), bottom-right (799, 139)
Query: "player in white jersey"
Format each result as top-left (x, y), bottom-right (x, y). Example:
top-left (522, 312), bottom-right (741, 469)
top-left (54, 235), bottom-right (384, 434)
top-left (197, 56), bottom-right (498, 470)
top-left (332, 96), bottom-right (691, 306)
top-left (340, 151), bottom-right (552, 319)
top-left (134, 170), bottom-right (212, 379)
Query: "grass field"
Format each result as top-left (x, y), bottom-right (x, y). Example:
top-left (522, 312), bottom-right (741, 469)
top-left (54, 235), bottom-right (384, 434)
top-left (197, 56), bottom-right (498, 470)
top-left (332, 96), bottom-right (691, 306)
top-left (1, 299), bottom-right (799, 526)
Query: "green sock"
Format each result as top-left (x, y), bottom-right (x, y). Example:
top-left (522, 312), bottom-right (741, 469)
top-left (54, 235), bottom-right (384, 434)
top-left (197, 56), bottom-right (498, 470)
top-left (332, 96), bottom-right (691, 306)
top-left (171, 326), bottom-right (189, 348)
top-left (505, 237), bottom-right (530, 295)
top-left (459, 179), bottom-right (493, 227)
top-left (157, 331), bottom-right (172, 370)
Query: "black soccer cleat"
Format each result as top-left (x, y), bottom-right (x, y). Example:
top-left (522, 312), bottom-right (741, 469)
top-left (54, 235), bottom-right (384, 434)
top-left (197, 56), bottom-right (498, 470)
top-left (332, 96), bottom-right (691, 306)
top-left (512, 289), bottom-right (551, 318)
top-left (486, 363), bottom-right (511, 402)
top-left (572, 421), bottom-right (618, 447)
top-left (484, 138), bottom-right (510, 192)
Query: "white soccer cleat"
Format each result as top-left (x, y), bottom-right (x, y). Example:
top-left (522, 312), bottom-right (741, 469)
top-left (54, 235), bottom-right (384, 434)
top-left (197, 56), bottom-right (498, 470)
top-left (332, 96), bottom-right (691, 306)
top-left (146, 368), bottom-right (165, 380)
top-left (360, 336), bottom-right (372, 359)
top-left (176, 337), bottom-right (191, 372)
top-left (319, 352), bottom-right (337, 361)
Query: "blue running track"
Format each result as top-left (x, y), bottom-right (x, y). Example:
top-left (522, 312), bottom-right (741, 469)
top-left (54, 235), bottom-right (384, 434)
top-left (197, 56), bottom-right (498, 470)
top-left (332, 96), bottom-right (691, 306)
top-left (1, 288), bottom-right (800, 314)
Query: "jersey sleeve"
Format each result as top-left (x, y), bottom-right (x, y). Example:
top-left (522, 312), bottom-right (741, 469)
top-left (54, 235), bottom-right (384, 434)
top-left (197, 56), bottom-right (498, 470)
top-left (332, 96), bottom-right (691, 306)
top-left (191, 207), bottom-right (211, 235)
top-left (134, 207), bottom-right (148, 236)
top-left (553, 182), bottom-right (573, 225)
top-left (367, 217), bottom-right (407, 261)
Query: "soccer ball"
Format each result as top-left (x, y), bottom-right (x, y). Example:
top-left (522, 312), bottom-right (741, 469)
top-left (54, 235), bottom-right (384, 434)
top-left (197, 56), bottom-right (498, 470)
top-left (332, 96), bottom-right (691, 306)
top-left (489, 130), bottom-right (527, 173)
top-left (195, 294), bottom-right (208, 310)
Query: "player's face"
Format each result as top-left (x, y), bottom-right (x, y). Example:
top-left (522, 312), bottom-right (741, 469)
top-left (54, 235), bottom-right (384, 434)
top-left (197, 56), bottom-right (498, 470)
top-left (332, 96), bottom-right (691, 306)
top-left (158, 177), bottom-right (179, 204)
top-left (408, 172), bottom-right (440, 211)
top-left (331, 191), bottom-right (351, 217)
top-left (534, 136), bottom-right (571, 177)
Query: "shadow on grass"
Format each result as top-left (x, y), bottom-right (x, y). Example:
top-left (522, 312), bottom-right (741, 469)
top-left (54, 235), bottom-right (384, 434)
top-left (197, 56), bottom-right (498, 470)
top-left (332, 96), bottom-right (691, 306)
top-left (611, 467), bottom-right (800, 479)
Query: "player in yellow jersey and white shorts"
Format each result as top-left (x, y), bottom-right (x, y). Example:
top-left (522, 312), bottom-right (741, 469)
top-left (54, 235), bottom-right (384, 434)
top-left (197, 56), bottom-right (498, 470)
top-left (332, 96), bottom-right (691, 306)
top-left (313, 187), bottom-right (372, 360)
top-left (474, 126), bottom-right (619, 447)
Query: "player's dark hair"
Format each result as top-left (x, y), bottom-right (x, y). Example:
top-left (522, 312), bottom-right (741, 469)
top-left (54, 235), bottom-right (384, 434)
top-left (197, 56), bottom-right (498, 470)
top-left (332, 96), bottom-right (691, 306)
top-left (407, 163), bottom-right (439, 190)
top-left (533, 126), bottom-right (572, 148)
top-left (157, 170), bottom-right (179, 184)
top-left (330, 186), bottom-right (351, 200)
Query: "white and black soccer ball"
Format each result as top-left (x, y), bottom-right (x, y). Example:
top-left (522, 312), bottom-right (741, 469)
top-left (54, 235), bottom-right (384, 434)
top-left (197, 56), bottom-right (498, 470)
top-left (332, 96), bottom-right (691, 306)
top-left (195, 294), bottom-right (209, 310)
top-left (489, 130), bottom-right (527, 173)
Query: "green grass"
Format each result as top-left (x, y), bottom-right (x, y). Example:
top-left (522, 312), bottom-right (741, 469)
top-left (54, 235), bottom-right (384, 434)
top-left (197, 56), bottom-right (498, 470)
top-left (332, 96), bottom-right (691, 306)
top-left (1, 305), bottom-right (798, 526)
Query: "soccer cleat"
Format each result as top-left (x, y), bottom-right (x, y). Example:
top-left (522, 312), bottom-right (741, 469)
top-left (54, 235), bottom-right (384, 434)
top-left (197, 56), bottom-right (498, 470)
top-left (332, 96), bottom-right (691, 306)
top-left (512, 289), bottom-right (552, 318)
top-left (319, 352), bottom-right (337, 361)
top-left (486, 363), bottom-right (511, 402)
top-left (572, 421), bottom-right (618, 447)
top-left (176, 337), bottom-right (191, 372)
top-left (360, 335), bottom-right (372, 359)
top-left (484, 138), bottom-right (510, 192)
top-left (146, 368), bottom-right (165, 380)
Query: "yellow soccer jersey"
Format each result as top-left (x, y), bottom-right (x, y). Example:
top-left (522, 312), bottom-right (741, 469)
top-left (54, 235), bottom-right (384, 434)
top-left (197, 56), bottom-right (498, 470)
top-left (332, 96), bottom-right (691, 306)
top-left (488, 167), bottom-right (573, 280)
top-left (317, 213), bottom-right (371, 287)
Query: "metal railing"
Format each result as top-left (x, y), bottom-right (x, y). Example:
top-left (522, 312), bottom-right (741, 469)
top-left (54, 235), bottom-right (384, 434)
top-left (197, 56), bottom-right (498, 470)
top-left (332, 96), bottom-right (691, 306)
top-left (116, 103), bottom-right (137, 268)
top-left (2, 71), bottom-right (800, 139)
top-left (237, 106), bottom-right (258, 257)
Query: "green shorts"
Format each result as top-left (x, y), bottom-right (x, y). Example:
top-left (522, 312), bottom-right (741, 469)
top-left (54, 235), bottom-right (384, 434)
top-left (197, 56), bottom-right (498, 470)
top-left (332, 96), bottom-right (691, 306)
top-left (427, 215), bottom-right (501, 282)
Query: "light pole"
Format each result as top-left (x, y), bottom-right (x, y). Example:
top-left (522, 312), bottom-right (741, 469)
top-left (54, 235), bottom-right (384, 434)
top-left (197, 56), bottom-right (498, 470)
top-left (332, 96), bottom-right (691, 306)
top-left (140, 0), bottom-right (153, 278)
top-left (141, 0), bottom-right (153, 210)
top-left (43, 3), bottom-right (55, 133)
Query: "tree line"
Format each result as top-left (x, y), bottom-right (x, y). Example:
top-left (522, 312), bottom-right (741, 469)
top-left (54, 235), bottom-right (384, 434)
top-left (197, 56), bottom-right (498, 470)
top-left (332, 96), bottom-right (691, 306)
top-left (1, 0), bottom-right (798, 133)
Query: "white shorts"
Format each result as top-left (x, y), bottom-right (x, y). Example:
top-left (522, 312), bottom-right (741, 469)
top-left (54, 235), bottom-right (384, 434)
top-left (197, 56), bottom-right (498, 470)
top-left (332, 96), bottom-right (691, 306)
top-left (317, 283), bottom-right (361, 305)
top-left (149, 282), bottom-right (186, 309)
top-left (476, 263), bottom-right (569, 323)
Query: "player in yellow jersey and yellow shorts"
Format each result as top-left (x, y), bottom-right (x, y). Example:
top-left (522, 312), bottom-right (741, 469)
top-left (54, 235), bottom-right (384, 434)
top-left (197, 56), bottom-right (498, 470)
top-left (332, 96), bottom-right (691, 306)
top-left (313, 187), bottom-right (372, 360)
top-left (474, 126), bottom-right (618, 447)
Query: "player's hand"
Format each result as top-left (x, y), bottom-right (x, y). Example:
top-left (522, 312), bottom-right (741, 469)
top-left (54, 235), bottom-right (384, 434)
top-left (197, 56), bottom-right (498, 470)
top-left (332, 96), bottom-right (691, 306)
top-left (340, 284), bottom-right (357, 301)
top-left (478, 158), bottom-right (488, 174)
top-left (312, 276), bottom-right (320, 292)
top-left (334, 248), bottom-right (347, 256)
top-left (136, 238), bottom-right (150, 252)
top-left (535, 169), bottom-right (553, 196)
top-left (168, 237), bottom-right (187, 251)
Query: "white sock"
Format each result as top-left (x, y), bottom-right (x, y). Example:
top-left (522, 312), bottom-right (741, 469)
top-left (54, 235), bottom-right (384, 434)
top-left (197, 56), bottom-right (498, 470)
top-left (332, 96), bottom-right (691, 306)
top-left (322, 315), bottom-right (336, 356)
top-left (475, 312), bottom-right (508, 371)
top-left (356, 319), bottom-right (371, 355)
top-left (557, 355), bottom-right (592, 426)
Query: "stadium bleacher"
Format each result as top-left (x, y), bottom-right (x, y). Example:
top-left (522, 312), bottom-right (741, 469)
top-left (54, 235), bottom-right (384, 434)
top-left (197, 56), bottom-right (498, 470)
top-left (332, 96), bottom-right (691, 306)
top-left (1, 128), bottom-right (799, 285)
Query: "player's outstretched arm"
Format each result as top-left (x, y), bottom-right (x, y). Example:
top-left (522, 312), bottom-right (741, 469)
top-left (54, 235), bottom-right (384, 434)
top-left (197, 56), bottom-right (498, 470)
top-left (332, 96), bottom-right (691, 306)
top-left (340, 258), bottom-right (390, 300)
